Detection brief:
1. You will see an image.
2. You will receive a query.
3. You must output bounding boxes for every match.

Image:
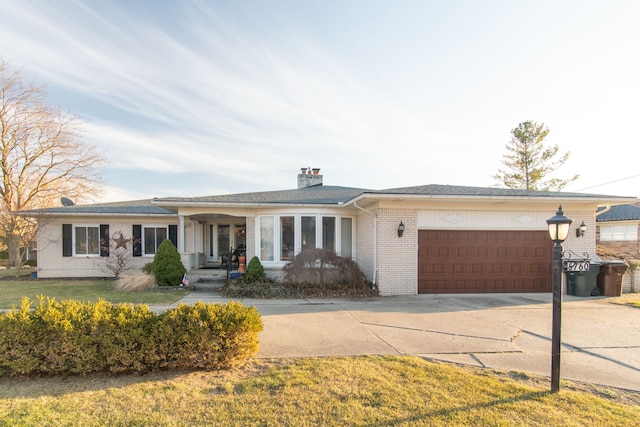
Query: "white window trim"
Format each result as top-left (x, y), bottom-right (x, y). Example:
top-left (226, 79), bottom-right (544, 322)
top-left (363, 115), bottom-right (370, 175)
top-left (255, 214), bottom-right (355, 265)
top-left (73, 224), bottom-right (101, 257)
top-left (142, 225), bottom-right (168, 256)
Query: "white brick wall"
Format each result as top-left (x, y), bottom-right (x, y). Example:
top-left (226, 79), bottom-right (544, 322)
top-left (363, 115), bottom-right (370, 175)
top-left (376, 208), bottom-right (417, 296)
top-left (355, 211), bottom-right (375, 283)
top-left (37, 219), bottom-right (178, 278)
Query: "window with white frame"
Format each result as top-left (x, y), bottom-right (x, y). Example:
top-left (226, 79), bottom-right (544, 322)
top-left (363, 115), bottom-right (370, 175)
top-left (144, 226), bottom-right (167, 255)
top-left (257, 214), bottom-right (353, 262)
top-left (260, 216), bottom-right (274, 261)
top-left (75, 226), bottom-right (100, 255)
top-left (599, 224), bottom-right (638, 241)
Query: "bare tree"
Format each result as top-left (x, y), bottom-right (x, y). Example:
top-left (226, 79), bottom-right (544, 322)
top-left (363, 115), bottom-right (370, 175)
top-left (97, 231), bottom-right (135, 279)
top-left (0, 59), bottom-right (105, 268)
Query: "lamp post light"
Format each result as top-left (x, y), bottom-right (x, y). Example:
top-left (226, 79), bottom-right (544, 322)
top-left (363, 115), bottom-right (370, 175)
top-left (546, 205), bottom-right (572, 393)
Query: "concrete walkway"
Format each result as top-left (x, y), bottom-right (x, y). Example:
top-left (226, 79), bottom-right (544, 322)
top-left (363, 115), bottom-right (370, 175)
top-left (158, 291), bottom-right (640, 392)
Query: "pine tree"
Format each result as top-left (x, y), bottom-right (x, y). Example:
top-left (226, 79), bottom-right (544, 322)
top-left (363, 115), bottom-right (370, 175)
top-left (494, 120), bottom-right (578, 191)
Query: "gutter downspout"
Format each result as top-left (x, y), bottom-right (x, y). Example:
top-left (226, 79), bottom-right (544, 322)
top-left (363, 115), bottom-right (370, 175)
top-left (595, 205), bottom-right (612, 217)
top-left (353, 201), bottom-right (377, 286)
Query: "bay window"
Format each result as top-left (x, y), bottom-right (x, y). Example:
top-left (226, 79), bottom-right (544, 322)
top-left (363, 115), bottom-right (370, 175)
top-left (260, 216), bottom-right (274, 261)
top-left (257, 214), bottom-right (354, 262)
top-left (301, 216), bottom-right (316, 252)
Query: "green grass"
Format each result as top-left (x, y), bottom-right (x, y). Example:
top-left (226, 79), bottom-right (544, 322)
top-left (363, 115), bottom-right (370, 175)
top-left (0, 266), bottom-right (35, 278)
top-left (0, 279), bottom-right (189, 309)
top-left (0, 356), bottom-right (638, 426)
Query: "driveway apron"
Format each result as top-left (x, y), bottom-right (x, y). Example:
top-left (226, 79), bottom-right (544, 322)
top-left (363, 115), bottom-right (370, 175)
top-left (166, 292), bottom-right (640, 392)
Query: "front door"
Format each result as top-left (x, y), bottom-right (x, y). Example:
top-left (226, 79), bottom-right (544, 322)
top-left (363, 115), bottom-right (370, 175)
top-left (218, 224), bottom-right (230, 261)
top-left (208, 222), bottom-right (246, 262)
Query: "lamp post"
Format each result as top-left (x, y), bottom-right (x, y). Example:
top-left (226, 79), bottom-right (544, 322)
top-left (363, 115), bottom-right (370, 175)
top-left (546, 205), bottom-right (572, 392)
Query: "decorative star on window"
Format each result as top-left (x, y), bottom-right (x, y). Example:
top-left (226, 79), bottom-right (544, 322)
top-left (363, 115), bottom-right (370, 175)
top-left (113, 233), bottom-right (131, 249)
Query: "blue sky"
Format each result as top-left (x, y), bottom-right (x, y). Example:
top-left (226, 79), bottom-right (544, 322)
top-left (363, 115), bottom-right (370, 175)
top-left (1, 0), bottom-right (638, 202)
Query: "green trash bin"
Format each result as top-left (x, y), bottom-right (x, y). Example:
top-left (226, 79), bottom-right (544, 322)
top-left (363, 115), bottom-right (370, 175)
top-left (565, 263), bottom-right (601, 297)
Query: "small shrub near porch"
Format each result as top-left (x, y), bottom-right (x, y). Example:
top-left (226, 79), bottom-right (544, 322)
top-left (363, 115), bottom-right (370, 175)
top-left (152, 239), bottom-right (186, 286)
top-left (222, 249), bottom-right (376, 298)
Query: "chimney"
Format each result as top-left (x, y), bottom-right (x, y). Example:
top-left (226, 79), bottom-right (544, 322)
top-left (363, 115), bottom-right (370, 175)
top-left (298, 167), bottom-right (323, 188)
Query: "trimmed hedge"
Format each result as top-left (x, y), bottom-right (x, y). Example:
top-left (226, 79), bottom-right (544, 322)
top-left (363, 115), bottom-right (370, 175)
top-left (0, 296), bottom-right (263, 376)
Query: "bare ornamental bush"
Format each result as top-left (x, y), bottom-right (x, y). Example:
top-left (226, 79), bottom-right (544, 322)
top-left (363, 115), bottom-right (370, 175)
top-left (282, 248), bottom-right (373, 296)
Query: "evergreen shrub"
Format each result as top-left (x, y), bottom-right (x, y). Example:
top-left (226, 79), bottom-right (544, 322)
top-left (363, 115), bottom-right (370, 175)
top-left (153, 239), bottom-right (186, 286)
top-left (245, 256), bottom-right (266, 283)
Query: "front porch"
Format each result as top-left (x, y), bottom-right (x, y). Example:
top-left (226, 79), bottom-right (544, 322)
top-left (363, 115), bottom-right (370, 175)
top-left (176, 212), bottom-right (249, 273)
top-left (184, 266), bottom-right (230, 286)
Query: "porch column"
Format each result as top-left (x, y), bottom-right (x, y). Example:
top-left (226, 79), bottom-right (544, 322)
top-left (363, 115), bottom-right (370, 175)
top-left (178, 215), bottom-right (185, 253)
top-left (191, 219), bottom-right (197, 253)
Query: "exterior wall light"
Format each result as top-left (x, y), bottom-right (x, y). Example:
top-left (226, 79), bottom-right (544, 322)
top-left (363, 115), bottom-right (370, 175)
top-left (397, 221), bottom-right (405, 237)
top-left (576, 221), bottom-right (587, 238)
top-left (546, 204), bottom-right (573, 393)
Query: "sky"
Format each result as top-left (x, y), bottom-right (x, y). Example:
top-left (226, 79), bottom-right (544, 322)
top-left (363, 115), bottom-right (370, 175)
top-left (0, 0), bottom-right (639, 203)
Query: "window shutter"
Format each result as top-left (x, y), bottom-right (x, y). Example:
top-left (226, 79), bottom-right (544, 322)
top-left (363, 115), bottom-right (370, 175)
top-left (62, 224), bottom-right (72, 257)
top-left (132, 225), bottom-right (142, 257)
top-left (169, 224), bottom-right (178, 248)
top-left (100, 224), bottom-right (110, 257)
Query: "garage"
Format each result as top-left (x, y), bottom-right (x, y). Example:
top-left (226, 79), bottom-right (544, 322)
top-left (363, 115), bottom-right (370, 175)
top-left (418, 230), bottom-right (553, 294)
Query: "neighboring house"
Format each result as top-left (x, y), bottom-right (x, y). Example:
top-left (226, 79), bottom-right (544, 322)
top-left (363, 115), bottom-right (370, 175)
top-left (596, 203), bottom-right (640, 294)
top-left (22, 169), bottom-right (636, 296)
top-left (596, 203), bottom-right (640, 260)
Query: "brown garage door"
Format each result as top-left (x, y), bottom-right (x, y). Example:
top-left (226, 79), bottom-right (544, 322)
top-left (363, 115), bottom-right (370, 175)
top-left (418, 230), bottom-right (552, 294)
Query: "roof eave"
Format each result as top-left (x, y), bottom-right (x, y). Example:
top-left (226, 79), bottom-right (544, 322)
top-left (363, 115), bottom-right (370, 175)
top-left (345, 193), bottom-right (637, 205)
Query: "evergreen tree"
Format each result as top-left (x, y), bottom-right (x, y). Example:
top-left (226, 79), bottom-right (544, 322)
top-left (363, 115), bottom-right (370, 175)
top-left (153, 239), bottom-right (186, 286)
top-left (494, 120), bottom-right (578, 191)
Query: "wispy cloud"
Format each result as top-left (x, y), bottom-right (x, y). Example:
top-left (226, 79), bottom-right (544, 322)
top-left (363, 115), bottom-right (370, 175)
top-left (1, 1), bottom-right (639, 199)
top-left (0, 1), bottom-right (442, 197)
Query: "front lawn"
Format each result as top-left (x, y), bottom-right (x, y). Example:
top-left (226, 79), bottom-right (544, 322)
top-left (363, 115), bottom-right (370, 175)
top-left (0, 356), bottom-right (638, 425)
top-left (0, 279), bottom-right (189, 309)
top-left (611, 293), bottom-right (640, 309)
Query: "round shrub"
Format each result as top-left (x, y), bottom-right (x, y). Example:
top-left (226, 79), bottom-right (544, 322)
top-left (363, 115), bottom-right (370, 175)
top-left (245, 256), bottom-right (266, 283)
top-left (153, 239), bottom-right (186, 286)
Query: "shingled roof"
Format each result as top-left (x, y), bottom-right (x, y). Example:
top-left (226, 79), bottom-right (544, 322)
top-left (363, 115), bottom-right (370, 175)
top-left (371, 184), bottom-right (620, 199)
top-left (18, 183), bottom-right (636, 216)
top-left (597, 203), bottom-right (640, 222)
top-left (154, 185), bottom-right (370, 206)
top-left (18, 199), bottom-right (174, 216)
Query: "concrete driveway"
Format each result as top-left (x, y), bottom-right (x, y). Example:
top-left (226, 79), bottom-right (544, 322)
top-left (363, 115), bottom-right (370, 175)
top-left (169, 292), bottom-right (640, 392)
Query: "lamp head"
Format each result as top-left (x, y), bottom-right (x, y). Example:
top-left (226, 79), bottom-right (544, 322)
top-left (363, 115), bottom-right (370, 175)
top-left (547, 205), bottom-right (573, 243)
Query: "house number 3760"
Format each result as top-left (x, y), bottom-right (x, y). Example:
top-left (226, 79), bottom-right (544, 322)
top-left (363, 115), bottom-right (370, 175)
top-left (563, 260), bottom-right (590, 272)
